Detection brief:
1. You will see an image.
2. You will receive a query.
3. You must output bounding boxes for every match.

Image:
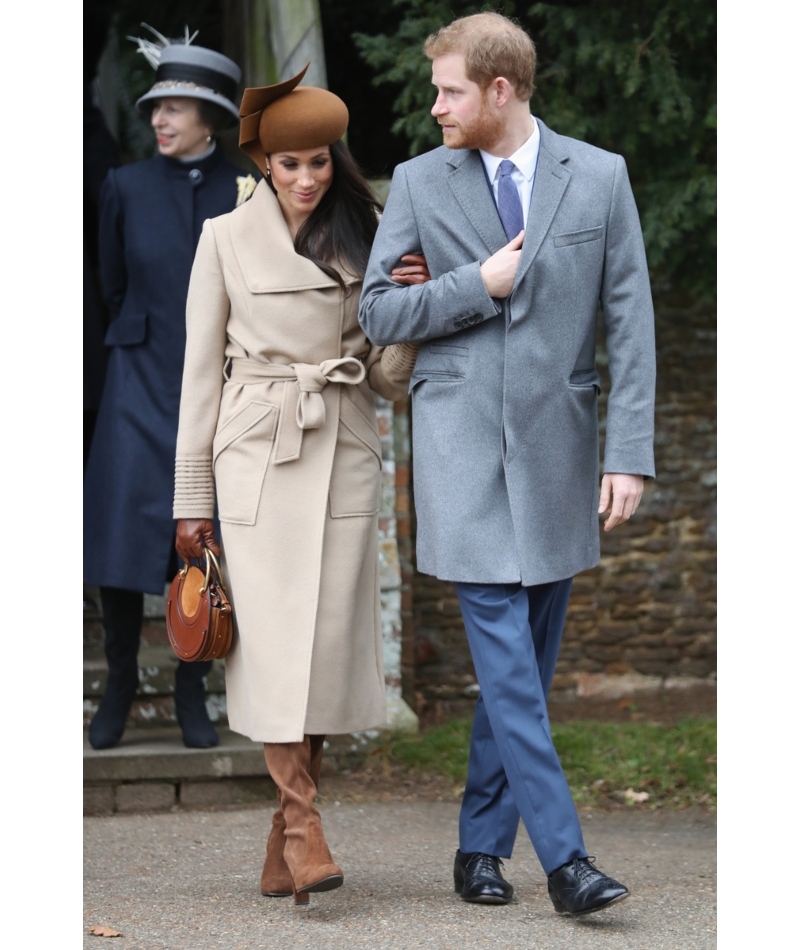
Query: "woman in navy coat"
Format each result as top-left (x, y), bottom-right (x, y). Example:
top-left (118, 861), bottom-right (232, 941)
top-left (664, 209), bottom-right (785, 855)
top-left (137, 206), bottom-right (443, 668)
top-left (83, 35), bottom-right (255, 749)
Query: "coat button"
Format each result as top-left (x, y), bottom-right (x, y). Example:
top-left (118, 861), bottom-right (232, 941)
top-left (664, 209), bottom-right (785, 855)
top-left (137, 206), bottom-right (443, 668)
top-left (189, 168), bottom-right (203, 184)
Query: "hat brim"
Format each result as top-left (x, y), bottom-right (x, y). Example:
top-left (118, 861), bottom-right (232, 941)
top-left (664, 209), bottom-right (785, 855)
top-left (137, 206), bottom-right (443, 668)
top-left (136, 84), bottom-right (240, 126)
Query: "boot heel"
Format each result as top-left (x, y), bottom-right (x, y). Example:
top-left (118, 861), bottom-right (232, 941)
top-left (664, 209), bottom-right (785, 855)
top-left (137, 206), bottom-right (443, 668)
top-left (293, 891), bottom-right (310, 908)
top-left (296, 873), bottom-right (344, 894)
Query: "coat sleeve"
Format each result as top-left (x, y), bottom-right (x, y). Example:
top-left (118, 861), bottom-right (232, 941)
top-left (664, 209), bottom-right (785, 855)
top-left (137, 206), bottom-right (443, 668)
top-left (173, 219), bottom-right (229, 519)
top-left (599, 155), bottom-right (657, 479)
top-left (365, 342), bottom-right (420, 400)
top-left (97, 169), bottom-right (126, 321)
top-left (358, 163), bottom-right (500, 345)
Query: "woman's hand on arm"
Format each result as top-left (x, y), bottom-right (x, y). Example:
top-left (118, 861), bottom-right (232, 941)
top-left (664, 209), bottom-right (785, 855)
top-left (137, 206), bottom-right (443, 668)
top-left (175, 519), bottom-right (222, 562)
top-left (390, 253), bottom-right (431, 285)
top-left (365, 255), bottom-right (428, 396)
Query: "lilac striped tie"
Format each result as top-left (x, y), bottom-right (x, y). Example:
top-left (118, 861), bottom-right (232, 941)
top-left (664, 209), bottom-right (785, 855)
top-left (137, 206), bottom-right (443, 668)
top-left (497, 159), bottom-right (524, 241)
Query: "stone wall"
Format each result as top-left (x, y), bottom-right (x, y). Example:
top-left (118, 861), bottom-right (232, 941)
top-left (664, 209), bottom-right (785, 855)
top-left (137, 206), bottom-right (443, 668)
top-left (397, 300), bottom-right (717, 722)
top-left (375, 396), bottom-right (418, 732)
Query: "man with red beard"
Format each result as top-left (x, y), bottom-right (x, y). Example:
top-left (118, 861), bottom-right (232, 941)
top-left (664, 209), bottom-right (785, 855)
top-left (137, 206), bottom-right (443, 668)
top-left (359, 12), bottom-right (655, 917)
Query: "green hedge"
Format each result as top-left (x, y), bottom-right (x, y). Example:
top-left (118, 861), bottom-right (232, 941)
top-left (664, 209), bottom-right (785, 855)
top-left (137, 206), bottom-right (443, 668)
top-left (354, 0), bottom-right (716, 300)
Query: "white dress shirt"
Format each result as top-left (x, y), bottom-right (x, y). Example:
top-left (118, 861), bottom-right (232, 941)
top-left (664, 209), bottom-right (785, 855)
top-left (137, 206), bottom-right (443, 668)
top-left (479, 116), bottom-right (540, 229)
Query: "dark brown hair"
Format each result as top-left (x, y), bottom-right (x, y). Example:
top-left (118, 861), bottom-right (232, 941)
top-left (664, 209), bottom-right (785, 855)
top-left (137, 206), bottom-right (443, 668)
top-left (424, 12), bottom-right (537, 101)
top-left (268, 140), bottom-right (382, 290)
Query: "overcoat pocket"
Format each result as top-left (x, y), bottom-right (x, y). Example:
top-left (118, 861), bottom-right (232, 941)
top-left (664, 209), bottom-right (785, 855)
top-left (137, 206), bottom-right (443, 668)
top-left (568, 368), bottom-right (602, 394)
top-left (409, 370), bottom-right (465, 391)
top-left (213, 401), bottom-right (278, 525)
top-left (412, 343), bottom-right (468, 386)
top-left (429, 344), bottom-right (469, 357)
top-left (553, 226), bottom-right (604, 248)
top-left (329, 397), bottom-right (382, 518)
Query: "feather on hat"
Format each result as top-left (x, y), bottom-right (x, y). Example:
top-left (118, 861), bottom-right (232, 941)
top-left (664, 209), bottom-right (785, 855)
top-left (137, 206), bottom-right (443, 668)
top-left (130, 23), bottom-right (242, 126)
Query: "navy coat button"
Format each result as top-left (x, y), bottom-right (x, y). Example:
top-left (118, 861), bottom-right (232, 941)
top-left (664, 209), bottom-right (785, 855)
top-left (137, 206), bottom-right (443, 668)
top-left (189, 168), bottom-right (203, 183)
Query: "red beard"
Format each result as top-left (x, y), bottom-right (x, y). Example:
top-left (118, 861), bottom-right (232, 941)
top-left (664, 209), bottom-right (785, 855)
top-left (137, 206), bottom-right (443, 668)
top-left (439, 93), bottom-right (504, 151)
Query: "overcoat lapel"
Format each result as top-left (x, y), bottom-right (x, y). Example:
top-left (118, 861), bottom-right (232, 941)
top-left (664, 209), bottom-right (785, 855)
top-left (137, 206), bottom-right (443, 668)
top-left (229, 180), bottom-right (347, 293)
top-left (447, 150), bottom-right (508, 256)
top-left (513, 122), bottom-right (570, 291)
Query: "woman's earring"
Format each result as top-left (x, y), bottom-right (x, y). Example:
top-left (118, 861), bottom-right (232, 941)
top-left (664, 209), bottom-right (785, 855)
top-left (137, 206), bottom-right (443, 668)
top-left (206, 135), bottom-right (212, 143)
top-left (266, 166), bottom-right (271, 177)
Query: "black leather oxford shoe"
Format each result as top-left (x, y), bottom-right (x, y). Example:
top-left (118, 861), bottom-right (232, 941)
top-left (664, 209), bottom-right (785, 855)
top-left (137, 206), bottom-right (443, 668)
top-left (454, 850), bottom-right (513, 904)
top-left (547, 857), bottom-right (629, 916)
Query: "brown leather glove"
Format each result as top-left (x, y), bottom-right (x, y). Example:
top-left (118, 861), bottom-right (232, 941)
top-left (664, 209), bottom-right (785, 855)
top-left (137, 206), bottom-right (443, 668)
top-left (391, 253), bottom-right (431, 285)
top-left (175, 519), bottom-right (222, 563)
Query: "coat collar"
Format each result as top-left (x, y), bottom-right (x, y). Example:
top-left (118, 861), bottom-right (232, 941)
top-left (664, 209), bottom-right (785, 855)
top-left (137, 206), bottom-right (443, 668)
top-left (228, 179), bottom-right (358, 293)
top-left (513, 118), bottom-right (571, 290)
top-left (158, 144), bottom-right (226, 180)
top-left (444, 118), bottom-right (571, 283)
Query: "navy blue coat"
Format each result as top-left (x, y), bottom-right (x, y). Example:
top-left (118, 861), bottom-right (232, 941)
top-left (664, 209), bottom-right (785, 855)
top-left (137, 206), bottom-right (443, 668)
top-left (84, 147), bottom-right (249, 593)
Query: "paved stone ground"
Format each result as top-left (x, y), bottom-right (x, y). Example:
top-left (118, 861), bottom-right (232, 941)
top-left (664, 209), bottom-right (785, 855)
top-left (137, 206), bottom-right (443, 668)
top-left (84, 803), bottom-right (715, 949)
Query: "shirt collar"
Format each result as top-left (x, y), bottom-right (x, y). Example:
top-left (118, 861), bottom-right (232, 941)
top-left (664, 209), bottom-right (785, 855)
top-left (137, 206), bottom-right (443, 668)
top-left (479, 116), bottom-right (540, 182)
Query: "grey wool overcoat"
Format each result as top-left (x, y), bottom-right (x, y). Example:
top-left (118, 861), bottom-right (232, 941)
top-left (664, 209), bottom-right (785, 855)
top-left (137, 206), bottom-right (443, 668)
top-left (173, 180), bottom-right (413, 742)
top-left (359, 118), bottom-right (656, 586)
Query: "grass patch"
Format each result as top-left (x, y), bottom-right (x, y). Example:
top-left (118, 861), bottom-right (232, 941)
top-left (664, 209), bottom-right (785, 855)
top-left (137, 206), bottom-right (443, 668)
top-left (374, 716), bottom-right (716, 809)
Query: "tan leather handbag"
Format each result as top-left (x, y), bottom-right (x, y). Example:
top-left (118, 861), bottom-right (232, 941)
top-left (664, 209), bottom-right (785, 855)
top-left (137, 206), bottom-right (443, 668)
top-left (166, 548), bottom-right (233, 662)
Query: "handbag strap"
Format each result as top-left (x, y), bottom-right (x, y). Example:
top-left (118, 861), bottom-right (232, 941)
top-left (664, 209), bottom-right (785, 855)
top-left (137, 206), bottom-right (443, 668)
top-left (201, 547), bottom-right (227, 595)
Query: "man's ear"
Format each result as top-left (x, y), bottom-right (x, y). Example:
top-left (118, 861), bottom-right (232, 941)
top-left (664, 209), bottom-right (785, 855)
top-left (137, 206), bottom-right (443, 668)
top-left (493, 77), bottom-right (514, 108)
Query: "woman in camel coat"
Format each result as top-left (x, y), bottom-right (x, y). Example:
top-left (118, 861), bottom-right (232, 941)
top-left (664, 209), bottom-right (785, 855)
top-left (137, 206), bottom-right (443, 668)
top-left (173, 66), bottom-right (424, 905)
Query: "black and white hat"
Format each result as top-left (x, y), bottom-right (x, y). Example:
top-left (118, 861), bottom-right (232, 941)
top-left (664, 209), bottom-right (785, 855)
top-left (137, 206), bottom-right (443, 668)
top-left (131, 25), bottom-right (241, 126)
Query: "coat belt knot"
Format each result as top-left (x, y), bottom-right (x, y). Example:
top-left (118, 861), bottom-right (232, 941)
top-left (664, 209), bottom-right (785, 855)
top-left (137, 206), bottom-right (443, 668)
top-left (227, 356), bottom-right (366, 464)
top-left (291, 358), bottom-right (366, 430)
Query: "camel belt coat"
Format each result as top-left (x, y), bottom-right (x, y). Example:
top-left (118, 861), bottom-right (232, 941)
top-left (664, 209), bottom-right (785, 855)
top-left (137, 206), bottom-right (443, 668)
top-left (173, 181), bottom-right (412, 742)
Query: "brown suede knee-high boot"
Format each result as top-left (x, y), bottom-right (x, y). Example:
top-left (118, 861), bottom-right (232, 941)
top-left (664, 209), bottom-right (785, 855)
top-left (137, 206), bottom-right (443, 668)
top-left (260, 735), bottom-right (325, 897)
top-left (263, 736), bottom-right (341, 903)
top-left (260, 808), bottom-right (293, 897)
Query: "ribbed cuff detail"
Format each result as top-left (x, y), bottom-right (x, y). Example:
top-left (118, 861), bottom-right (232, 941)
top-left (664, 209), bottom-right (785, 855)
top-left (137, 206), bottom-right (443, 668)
top-left (173, 456), bottom-right (216, 519)
top-left (382, 342), bottom-right (420, 381)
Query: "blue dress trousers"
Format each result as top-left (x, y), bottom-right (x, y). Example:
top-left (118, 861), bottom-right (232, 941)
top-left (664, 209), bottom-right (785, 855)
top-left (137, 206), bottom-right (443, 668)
top-left (456, 580), bottom-right (586, 874)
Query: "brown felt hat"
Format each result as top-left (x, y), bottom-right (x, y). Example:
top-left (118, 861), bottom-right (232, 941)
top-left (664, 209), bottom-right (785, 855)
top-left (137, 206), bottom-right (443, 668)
top-left (238, 63), bottom-right (349, 178)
